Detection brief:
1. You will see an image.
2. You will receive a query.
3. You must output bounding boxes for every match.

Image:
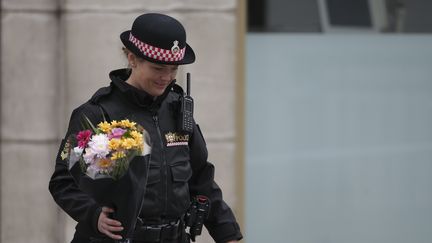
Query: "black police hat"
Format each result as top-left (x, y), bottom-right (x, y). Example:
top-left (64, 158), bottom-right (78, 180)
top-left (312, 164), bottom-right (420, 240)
top-left (120, 13), bottom-right (195, 65)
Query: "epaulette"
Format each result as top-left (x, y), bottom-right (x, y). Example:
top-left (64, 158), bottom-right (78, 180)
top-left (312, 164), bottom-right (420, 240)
top-left (89, 85), bottom-right (113, 104)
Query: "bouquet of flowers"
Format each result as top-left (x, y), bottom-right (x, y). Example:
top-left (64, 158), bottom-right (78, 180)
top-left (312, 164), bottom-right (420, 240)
top-left (62, 116), bottom-right (152, 239)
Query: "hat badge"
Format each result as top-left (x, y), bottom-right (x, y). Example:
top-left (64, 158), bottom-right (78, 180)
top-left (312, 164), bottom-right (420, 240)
top-left (171, 40), bottom-right (180, 56)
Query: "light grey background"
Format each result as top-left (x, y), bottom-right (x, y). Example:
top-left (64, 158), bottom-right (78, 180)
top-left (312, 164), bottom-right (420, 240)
top-left (245, 34), bottom-right (432, 243)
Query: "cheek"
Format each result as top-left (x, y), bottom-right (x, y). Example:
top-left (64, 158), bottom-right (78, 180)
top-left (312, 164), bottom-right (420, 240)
top-left (140, 69), bottom-right (157, 80)
top-left (171, 71), bottom-right (178, 79)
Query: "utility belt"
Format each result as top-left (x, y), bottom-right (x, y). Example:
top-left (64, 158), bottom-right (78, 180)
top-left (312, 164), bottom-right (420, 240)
top-left (132, 195), bottom-right (209, 243)
top-left (88, 219), bottom-right (185, 243)
top-left (132, 218), bottom-right (184, 243)
top-left (90, 196), bottom-right (209, 243)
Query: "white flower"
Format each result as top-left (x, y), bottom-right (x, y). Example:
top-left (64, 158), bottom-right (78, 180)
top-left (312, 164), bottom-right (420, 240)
top-left (88, 134), bottom-right (110, 158)
top-left (83, 147), bottom-right (96, 164)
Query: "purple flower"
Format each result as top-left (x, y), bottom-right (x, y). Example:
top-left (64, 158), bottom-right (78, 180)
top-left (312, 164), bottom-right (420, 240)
top-left (109, 127), bottom-right (127, 139)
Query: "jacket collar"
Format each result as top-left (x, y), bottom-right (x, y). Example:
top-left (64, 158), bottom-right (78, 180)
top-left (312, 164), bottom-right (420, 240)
top-left (109, 68), bottom-right (175, 110)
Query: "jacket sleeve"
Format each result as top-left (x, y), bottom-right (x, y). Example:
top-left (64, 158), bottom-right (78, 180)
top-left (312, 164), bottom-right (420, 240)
top-left (188, 124), bottom-right (243, 243)
top-left (48, 103), bottom-right (104, 236)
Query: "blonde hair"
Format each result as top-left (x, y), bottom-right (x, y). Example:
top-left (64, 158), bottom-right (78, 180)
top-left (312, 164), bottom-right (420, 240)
top-left (122, 47), bottom-right (145, 63)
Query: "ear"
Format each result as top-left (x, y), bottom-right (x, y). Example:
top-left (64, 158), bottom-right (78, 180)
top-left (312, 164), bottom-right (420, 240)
top-left (127, 52), bottom-right (137, 68)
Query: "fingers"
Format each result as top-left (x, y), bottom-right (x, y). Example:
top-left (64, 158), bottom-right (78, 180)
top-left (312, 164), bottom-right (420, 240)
top-left (102, 218), bottom-right (123, 232)
top-left (104, 217), bottom-right (122, 227)
top-left (98, 208), bottom-right (124, 240)
top-left (102, 206), bottom-right (114, 213)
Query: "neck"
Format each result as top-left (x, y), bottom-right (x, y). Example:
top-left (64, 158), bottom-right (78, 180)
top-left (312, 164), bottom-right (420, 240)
top-left (125, 75), bottom-right (139, 89)
top-left (125, 75), bottom-right (151, 95)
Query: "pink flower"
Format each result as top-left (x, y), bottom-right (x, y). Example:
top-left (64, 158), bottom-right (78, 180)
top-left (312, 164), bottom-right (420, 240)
top-left (109, 127), bottom-right (127, 139)
top-left (77, 130), bottom-right (92, 148)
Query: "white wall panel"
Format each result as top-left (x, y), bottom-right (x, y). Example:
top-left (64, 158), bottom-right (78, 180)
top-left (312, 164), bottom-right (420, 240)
top-left (1, 13), bottom-right (59, 140)
top-left (1, 144), bottom-right (59, 242)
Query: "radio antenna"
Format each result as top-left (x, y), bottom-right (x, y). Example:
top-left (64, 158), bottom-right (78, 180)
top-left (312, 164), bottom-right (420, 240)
top-left (186, 73), bottom-right (191, 96)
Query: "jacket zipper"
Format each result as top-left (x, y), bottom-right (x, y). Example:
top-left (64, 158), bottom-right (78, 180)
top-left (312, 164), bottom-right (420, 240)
top-left (152, 115), bottom-right (168, 217)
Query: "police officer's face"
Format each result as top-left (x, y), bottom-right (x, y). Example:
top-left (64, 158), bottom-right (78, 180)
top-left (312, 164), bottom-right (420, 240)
top-left (129, 56), bottom-right (178, 97)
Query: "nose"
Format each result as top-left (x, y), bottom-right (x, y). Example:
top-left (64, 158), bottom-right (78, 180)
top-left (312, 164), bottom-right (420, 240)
top-left (160, 72), bottom-right (171, 82)
top-left (160, 69), bottom-right (176, 82)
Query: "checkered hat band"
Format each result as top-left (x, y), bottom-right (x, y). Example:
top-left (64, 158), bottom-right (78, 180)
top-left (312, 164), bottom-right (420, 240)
top-left (129, 33), bottom-right (185, 62)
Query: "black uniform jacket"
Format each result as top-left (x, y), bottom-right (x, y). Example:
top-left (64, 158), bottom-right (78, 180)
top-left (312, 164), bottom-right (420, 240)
top-left (49, 69), bottom-right (243, 242)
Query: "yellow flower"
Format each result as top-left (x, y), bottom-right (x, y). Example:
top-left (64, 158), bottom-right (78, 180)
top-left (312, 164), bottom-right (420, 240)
top-left (98, 158), bottom-right (113, 169)
top-left (134, 136), bottom-right (143, 146)
top-left (130, 131), bottom-right (143, 147)
top-left (130, 130), bottom-right (140, 137)
top-left (110, 120), bottom-right (119, 127)
top-left (119, 119), bottom-right (136, 129)
top-left (108, 138), bottom-right (122, 150)
top-left (111, 151), bottom-right (126, 160)
top-left (98, 121), bottom-right (111, 133)
top-left (121, 138), bottom-right (137, 150)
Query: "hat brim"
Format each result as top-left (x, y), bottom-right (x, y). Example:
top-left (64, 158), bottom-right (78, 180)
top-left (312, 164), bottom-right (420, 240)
top-left (120, 31), bottom-right (195, 65)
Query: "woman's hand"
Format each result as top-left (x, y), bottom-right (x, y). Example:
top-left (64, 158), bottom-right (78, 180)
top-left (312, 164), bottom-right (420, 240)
top-left (97, 207), bottom-right (124, 240)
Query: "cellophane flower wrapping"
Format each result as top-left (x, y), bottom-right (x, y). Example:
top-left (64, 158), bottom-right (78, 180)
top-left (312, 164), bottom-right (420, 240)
top-left (63, 118), bottom-right (152, 239)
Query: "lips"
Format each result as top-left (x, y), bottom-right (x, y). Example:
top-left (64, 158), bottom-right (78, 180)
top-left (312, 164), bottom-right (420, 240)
top-left (153, 81), bottom-right (168, 89)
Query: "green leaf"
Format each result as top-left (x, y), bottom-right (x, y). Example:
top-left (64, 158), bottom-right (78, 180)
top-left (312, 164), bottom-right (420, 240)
top-left (79, 157), bottom-right (86, 173)
top-left (99, 107), bottom-right (107, 122)
top-left (83, 115), bottom-right (98, 133)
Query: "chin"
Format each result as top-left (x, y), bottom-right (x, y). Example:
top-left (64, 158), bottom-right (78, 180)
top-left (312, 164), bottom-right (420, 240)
top-left (152, 90), bottom-right (165, 97)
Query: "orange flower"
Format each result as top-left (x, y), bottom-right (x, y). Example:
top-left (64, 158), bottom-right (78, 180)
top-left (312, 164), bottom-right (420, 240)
top-left (98, 158), bottom-right (113, 169)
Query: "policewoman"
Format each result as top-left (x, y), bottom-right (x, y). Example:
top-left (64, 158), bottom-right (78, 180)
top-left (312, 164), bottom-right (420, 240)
top-left (49, 13), bottom-right (243, 243)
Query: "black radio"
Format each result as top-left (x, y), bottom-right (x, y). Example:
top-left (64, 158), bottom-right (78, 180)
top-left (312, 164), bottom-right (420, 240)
top-left (179, 73), bottom-right (194, 133)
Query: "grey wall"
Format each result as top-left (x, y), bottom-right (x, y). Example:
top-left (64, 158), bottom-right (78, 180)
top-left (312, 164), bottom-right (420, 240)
top-left (246, 34), bottom-right (432, 243)
top-left (1, 1), bottom-right (242, 242)
top-left (266, 0), bottom-right (321, 32)
top-left (1, 1), bottom-right (61, 242)
top-left (404, 0), bottom-right (432, 32)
